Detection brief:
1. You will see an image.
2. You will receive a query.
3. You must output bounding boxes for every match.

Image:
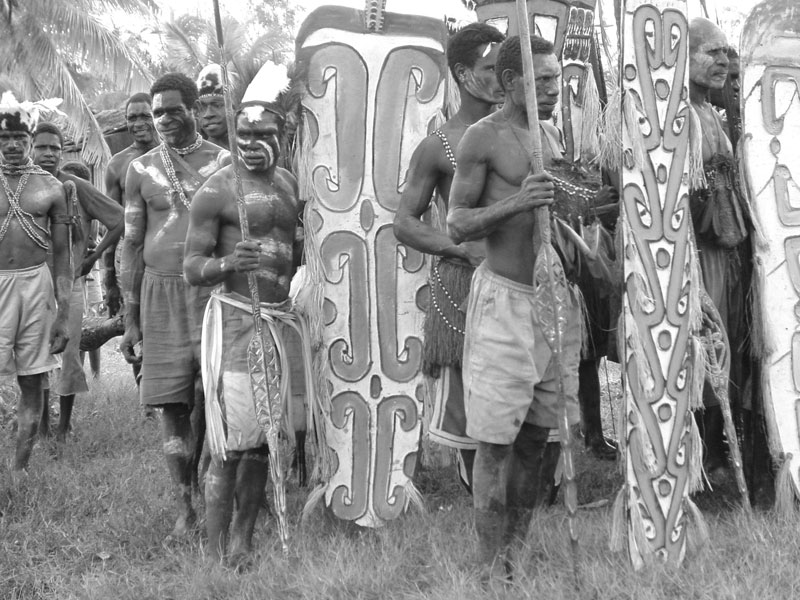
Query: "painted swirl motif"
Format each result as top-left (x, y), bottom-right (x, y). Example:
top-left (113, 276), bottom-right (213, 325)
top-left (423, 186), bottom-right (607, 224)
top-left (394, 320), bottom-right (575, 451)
top-left (620, 1), bottom-right (697, 569)
top-left (296, 6), bottom-right (446, 526)
top-left (741, 0), bottom-right (800, 499)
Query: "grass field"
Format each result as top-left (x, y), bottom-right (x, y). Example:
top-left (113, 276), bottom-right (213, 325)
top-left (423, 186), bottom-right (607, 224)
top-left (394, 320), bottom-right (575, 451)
top-left (1, 350), bottom-right (799, 599)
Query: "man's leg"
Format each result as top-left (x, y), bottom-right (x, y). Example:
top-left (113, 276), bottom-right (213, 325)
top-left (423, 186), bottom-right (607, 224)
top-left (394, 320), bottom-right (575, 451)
top-left (205, 454), bottom-right (238, 563)
top-left (38, 387), bottom-right (51, 438)
top-left (15, 374), bottom-right (44, 470)
top-left (161, 403), bottom-right (197, 536)
top-left (56, 394), bottom-right (75, 443)
top-left (504, 423), bottom-right (550, 569)
top-left (473, 441), bottom-right (512, 573)
top-left (458, 448), bottom-right (476, 492)
top-left (579, 358), bottom-right (615, 459)
top-left (229, 446), bottom-right (269, 568)
top-left (190, 375), bottom-right (207, 494)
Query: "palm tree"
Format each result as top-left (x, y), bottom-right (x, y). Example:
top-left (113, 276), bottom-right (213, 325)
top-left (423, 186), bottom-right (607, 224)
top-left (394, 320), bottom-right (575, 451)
top-left (158, 13), bottom-right (283, 106)
top-left (0, 0), bottom-right (153, 168)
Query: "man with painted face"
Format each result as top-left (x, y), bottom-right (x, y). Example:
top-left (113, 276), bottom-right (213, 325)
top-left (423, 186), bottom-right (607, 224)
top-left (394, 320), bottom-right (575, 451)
top-left (31, 122), bottom-right (123, 442)
top-left (393, 22), bottom-right (504, 493)
top-left (104, 92), bottom-right (157, 321)
top-left (688, 18), bottom-right (750, 481)
top-left (184, 63), bottom-right (304, 567)
top-left (0, 93), bottom-right (71, 470)
top-left (121, 72), bottom-right (228, 539)
top-left (447, 35), bottom-right (583, 580)
top-left (195, 64), bottom-right (229, 150)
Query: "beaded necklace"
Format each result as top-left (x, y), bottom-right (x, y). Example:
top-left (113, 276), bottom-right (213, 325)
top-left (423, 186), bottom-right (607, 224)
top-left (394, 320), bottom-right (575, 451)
top-left (0, 159), bottom-right (51, 248)
top-left (159, 133), bottom-right (203, 210)
top-left (507, 121), bottom-right (595, 204)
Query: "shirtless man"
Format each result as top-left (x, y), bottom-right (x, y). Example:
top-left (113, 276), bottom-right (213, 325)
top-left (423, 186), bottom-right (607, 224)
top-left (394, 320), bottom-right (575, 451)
top-left (447, 36), bottom-right (582, 578)
top-left (120, 73), bottom-right (228, 537)
top-left (393, 23), bottom-right (504, 490)
top-left (31, 122), bottom-right (123, 442)
top-left (688, 18), bottom-right (749, 480)
top-left (104, 92), bottom-right (157, 320)
top-left (195, 64), bottom-right (229, 150)
top-left (184, 98), bottom-right (301, 566)
top-left (0, 93), bottom-right (71, 470)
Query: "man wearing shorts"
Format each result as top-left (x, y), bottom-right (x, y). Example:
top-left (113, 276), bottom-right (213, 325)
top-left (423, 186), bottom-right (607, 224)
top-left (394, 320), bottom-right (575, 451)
top-left (447, 36), bottom-right (582, 579)
top-left (120, 73), bottom-right (228, 537)
top-left (0, 93), bottom-right (71, 470)
top-left (32, 122), bottom-right (123, 442)
top-left (184, 76), bottom-right (305, 567)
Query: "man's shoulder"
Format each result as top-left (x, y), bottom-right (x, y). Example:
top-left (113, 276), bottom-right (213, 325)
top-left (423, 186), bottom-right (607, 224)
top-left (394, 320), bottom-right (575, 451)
top-left (30, 171), bottom-right (63, 190)
top-left (130, 145), bottom-right (161, 170)
top-left (108, 145), bottom-right (140, 170)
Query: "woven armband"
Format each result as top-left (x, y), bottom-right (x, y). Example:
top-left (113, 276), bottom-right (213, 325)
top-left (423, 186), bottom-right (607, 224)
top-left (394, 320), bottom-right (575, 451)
top-left (51, 214), bottom-right (72, 225)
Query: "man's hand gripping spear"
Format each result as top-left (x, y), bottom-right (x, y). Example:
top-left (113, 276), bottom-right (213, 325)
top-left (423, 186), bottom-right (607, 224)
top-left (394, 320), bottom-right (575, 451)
top-left (515, 0), bottom-right (581, 586)
top-left (211, 0), bottom-right (290, 554)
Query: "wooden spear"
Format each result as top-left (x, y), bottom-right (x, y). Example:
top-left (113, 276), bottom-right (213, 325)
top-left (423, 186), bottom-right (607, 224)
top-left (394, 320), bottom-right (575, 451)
top-left (514, 0), bottom-right (581, 586)
top-left (211, 0), bottom-right (290, 554)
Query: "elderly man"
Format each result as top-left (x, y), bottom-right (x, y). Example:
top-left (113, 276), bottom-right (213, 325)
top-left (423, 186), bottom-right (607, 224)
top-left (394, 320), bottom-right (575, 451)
top-left (195, 64), bottom-right (229, 150)
top-left (184, 67), bottom-right (304, 567)
top-left (447, 35), bottom-right (582, 579)
top-left (0, 93), bottom-right (71, 470)
top-left (121, 72), bottom-right (228, 538)
top-left (393, 22), bottom-right (505, 491)
top-left (688, 17), bottom-right (750, 478)
top-left (31, 122), bottom-right (123, 442)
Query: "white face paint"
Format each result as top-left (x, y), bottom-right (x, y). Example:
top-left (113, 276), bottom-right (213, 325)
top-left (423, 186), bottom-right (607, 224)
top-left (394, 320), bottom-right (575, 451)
top-left (236, 108), bottom-right (280, 173)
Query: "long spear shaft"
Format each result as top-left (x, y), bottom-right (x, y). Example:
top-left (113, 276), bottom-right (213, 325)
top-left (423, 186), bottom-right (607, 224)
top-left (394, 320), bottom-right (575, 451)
top-left (514, 0), bottom-right (581, 587)
top-left (211, 0), bottom-right (289, 554)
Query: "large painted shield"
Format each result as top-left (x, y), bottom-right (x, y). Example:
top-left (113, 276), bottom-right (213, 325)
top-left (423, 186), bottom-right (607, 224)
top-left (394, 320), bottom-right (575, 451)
top-left (741, 0), bottom-right (800, 502)
top-left (472, 0), bottom-right (600, 163)
top-left (295, 5), bottom-right (446, 527)
top-left (616, 0), bottom-right (703, 569)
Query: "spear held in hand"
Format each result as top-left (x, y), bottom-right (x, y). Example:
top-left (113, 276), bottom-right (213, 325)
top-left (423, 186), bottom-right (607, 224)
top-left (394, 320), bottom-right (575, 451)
top-left (514, 0), bottom-right (581, 587)
top-left (211, 0), bottom-right (290, 554)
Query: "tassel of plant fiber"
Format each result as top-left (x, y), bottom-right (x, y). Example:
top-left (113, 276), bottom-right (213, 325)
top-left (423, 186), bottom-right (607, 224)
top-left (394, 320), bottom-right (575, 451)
top-left (687, 105), bottom-right (707, 191)
top-left (684, 497), bottom-right (710, 554)
top-left (622, 91), bottom-right (646, 171)
top-left (774, 453), bottom-right (797, 518)
top-left (688, 413), bottom-right (705, 494)
top-left (609, 486), bottom-right (626, 552)
top-left (579, 71), bottom-right (602, 162)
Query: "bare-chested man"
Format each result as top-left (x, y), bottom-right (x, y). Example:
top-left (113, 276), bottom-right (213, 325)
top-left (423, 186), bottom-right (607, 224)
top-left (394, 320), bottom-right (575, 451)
top-left (688, 18), bottom-right (750, 480)
top-left (31, 122), bottom-right (123, 442)
top-left (0, 93), bottom-right (71, 470)
top-left (104, 92), bottom-right (157, 319)
top-left (447, 36), bottom-right (582, 579)
top-left (393, 23), bottom-right (504, 490)
top-left (185, 95), bottom-right (302, 566)
top-left (195, 64), bottom-right (229, 150)
top-left (120, 73), bottom-right (228, 537)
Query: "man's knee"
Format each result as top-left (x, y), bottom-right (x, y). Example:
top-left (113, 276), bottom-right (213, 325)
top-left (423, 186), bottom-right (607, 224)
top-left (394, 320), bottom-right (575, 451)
top-left (513, 422), bottom-right (550, 461)
top-left (17, 373), bottom-right (44, 396)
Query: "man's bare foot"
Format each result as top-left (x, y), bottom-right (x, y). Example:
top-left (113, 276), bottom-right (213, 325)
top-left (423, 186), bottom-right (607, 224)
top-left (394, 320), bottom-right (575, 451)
top-left (169, 508), bottom-right (197, 539)
top-left (225, 549), bottom-right (254, 574)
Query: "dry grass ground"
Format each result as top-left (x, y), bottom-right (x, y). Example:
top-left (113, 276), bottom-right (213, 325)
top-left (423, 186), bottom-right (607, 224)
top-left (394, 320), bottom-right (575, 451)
top-left (1, 353), bottom-right (799, 599)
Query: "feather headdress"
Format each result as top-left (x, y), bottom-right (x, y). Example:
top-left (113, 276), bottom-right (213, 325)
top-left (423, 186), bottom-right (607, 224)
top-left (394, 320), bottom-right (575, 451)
top-left (196, 64), bottom-right (224, 99)
top-left (0, 92), bottom-right (64, 134)
top-left (239, 61), bottom-right (291, 121)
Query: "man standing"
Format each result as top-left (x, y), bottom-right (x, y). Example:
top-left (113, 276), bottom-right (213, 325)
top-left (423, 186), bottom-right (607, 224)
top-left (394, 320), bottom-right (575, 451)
top-left (121, 73), bottom-right (228, 537)
top-left (196, 64), bottom-right (229, 150)
top-left (688, 18), bottom-right (749, 479)
top-left (184, 78), bottom-right (303, 566)
top-left (393, 22), bottom-right (504, 491)
top-left (447, 36), bottom-right (582, 578)
top-left (31, 122), bottom-right (123, 442)
top-left (104, 92), bottom-right (157, 319)
top-left (0, 93), bottom-right (71, 470)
